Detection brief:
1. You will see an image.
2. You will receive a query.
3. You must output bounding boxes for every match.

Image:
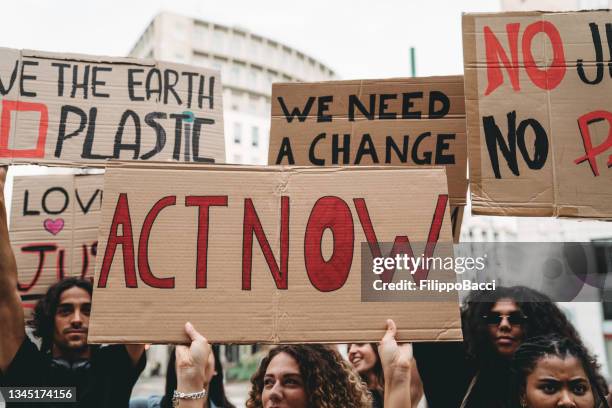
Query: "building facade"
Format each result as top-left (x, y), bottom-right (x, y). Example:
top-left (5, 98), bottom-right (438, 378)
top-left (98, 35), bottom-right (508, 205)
top-left (129, 12), bottom-right (337, 165)
top-left (501, 0), bottom-right (611, 10)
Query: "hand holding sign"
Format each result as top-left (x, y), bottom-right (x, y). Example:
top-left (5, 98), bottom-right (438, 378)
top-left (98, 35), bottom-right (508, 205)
top-left (378, 319), bottom-right (414, 408)
top-left (175, 322), bottom-right (211, 394)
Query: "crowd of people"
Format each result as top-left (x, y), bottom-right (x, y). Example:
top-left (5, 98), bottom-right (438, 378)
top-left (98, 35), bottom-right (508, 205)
top-left (0, 162), bottom-right (610, 408)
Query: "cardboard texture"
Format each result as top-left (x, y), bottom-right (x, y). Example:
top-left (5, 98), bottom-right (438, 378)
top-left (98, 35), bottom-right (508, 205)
top-left (268, 77), bottom-right (468, 208)
top-left (9, 174), bottom-right (102, 315)
top-left (463, 11), bottom-right (612, 218)
top-left (89, 164), bottom-right (462, 344)
top-left (0, 48), bottom-right (224, 166)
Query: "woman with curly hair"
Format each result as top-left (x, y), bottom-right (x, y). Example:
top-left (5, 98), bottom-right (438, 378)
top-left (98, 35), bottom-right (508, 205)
top-left (413, 286), bottom-right (590, 408)
top-left (510, 335), bottom-right (609, 408)
top-left (246, 319), bottom-right (413, 408)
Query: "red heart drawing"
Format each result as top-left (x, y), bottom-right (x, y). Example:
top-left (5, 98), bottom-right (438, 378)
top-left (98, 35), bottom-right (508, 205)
top-left (43, 218), bottom-right (65, 235)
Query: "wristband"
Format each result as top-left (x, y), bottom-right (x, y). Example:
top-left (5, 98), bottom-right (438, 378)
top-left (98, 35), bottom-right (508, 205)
top-left (172, 389), bottom-right (207, 407)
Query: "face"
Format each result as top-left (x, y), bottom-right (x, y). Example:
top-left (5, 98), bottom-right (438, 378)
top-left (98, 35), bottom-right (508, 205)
top-left (486, 298), bottom-right (525, 357)
top-left (52, 286), bottom-right (91, 356)
top-left (348, 343), bottom-right (377, 375)
top-left (523, 355), bottom-right (595, 408)
top-left (262, 352), bottom-right (308, 408)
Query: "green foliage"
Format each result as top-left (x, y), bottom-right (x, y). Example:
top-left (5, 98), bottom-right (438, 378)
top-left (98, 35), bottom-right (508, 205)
top-left (226, 352), bottom-right (263, 382)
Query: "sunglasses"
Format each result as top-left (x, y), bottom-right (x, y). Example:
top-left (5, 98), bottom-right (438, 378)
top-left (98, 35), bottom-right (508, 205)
top-left (482, 312), bottom-right (528, 326)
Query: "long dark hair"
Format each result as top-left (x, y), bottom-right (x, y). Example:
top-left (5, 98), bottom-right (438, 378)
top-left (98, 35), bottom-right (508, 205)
top-left (348, 343), bottom-right (384, 391)
top-left (161, 345), bottom-right (235, 408)
top-left (462, 286), bottom-right (584, 367)
top-left (28, 277), bottom-right (93, 354)
top-left (511, 335), bottom-right (609, 408)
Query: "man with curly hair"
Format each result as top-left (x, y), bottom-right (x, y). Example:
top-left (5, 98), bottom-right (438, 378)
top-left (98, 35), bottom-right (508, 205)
top-left (0, 167), bottom-right (146, 407)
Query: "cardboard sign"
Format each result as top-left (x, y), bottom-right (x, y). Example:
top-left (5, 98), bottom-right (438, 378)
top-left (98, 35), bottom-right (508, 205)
top-left (268, 77), bottom-right (468, 207)
top-left (9, 174), bottom-right (102, 314)
top-left (89, 164), bottom-right (461, 344)
top-left (0, 48), bottom-right (224, 166)
top-left (464, 11), bottom-right (612, 218)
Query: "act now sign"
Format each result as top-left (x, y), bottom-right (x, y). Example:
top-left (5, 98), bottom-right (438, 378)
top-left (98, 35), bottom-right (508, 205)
top-left (463, 11), bottom-right (612, 219)
top-left (89, 164), bottom-right (461, 344)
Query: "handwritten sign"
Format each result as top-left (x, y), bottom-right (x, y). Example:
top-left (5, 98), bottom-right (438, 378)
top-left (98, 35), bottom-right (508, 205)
top-left (0, 48), bottom-right (224, 166)
top-left (9, 174), bottom-right (102, 313)
top-left (268, 77), bottom-right (468, 207)
top-left (89, 164), bottom-right (461, 344)
top-left (463, 11), bottom-right (612, 218)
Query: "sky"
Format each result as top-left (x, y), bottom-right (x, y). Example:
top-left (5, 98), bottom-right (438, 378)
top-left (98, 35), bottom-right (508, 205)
top-left (0, 0), bottom-right (500, 79)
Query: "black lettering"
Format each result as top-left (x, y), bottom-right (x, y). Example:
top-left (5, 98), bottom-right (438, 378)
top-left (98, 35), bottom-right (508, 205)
top-left (0, 60), bottom-right (19, 95)
top-left (70, 65), bottom-right (90, 99)
top-left (128, 68), bottom-right (145, 101)
top-left (309, 133), bottom-right (326, 165)
top-left (402, 92), bottom-right (423, 119)
top-left (56, 105), bottom-right (88, 158)
top-left (429, 91), bottom-right (450, 118)
top-left (192, 117), bottom-right (216, 162)
top-left (386, 136), bottom-right (409, 163)
top-left (76, 189), bottom-right (101, 214)
top-left (113, 110), bottom-right (141, 159)
top-left (145, 69), bottom-right (162, 102)
top-left (20, 60), bottom-right (38, 97)
top-left (435, 134), bottom-right (456, 164)
top-left (412, 132), bottom-right (432, 164)
top-left (164, 69), bottom-right (181, 105)
top-left (317, 95), bottom-right (333, 122)
top-left (483, 112), bottom-right (520, 178)
top-left (82, 107), bottom-right (112, 160)
top-left (379, 94), bottom-right (397, 119)
top-left (42, 187), bottom-right (69, 215)
top-left (516, 119), bottom-right (548, 170)
top-left (275, 137), bottom-right (295, 164)
top-left (52, 62), bottom-right (71, 97)
top-left (23, 190), bottom-right (40, 216)
top-left (169, 113), bottom-right (189, 160)
top-left (92, 66), bottom-right (112, 98)
top-left (141, 112), bottom-right (167, 160)
top-left (332, 134), bottom-right (350, 164)
top-left (277, 96), bottom-right (315, 123)
top-left (348, 94), bottom-right (375, 121)
top-left (198, 75), bottom-right (214, 110)
top-left (577, 23), bottom-right (604, 85)
top-left (355, 134), bottom-right (379, 164)
top-left (181, 72), bottom-right (198, 108)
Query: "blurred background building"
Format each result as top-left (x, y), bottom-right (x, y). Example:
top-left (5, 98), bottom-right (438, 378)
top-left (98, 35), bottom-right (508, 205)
top-left (501, 0), bottom-right (611, 10)
top-left (129, 11), bottom-right (337, 166)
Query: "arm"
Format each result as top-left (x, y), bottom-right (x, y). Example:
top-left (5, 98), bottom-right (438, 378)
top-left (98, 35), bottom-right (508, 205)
top-left (378, 319), bottom-right (413, 408)
top-left (174, 322), bottom-right (211, 408)
top-left (0, 166), bottom-right (25, 373)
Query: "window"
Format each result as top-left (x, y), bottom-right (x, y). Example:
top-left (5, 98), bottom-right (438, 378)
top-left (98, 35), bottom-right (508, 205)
top-left (251, 126), bottom-right (259, 147)
top-left (233, 123), bottom-right (242, 144)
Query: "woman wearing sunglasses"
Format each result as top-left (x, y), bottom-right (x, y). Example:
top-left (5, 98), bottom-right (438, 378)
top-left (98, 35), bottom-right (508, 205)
top-left (413, 286), bottom-right (595, 408)
top-left (510, 335), bottom-right (609, 408)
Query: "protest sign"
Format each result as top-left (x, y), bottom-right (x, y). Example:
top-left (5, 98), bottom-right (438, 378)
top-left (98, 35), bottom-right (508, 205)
top-left (464, 11), bottom-right (612, 218)
top-left (268, 77), bottom-right (468, 207)
top-left (0, 48), bottom-right (224, 166)
top-left (9, 174), bottom-right (101, 314)
top-left (89, 164), bottom-right (461, 344)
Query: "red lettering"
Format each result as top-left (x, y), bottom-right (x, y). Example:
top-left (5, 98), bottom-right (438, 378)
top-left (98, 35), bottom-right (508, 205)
top-left (98, 193), bottom-right (137, 288)
top-left (484, 23), bottom-right (521, 96)
top-left (522, 21), bottom-right (566, 90)
top-left (575, 110), bottom-right (612, 176)
top-left (304, 196), bottom-right (354, 292)
top-left (0, 100), bottom-right (49, 158)
top-left (354, 194), bottom-right (448, 284)
top-left (186, 196), bottom-right (228, 288)
top-left (138, 196), bottom-right (176, 289)
top-left (242, 197), bottom-right (289, 290)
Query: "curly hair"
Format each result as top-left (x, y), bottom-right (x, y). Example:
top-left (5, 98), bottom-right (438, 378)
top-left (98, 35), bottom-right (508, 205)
top-left (462, 286), bottom-right (583, 367)
top-left (28, 277), bottom-right (93, 354)
top-left (511, 335), bottom-right (609, 408)
top-left (246, 344), bottom-right (371, 408)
